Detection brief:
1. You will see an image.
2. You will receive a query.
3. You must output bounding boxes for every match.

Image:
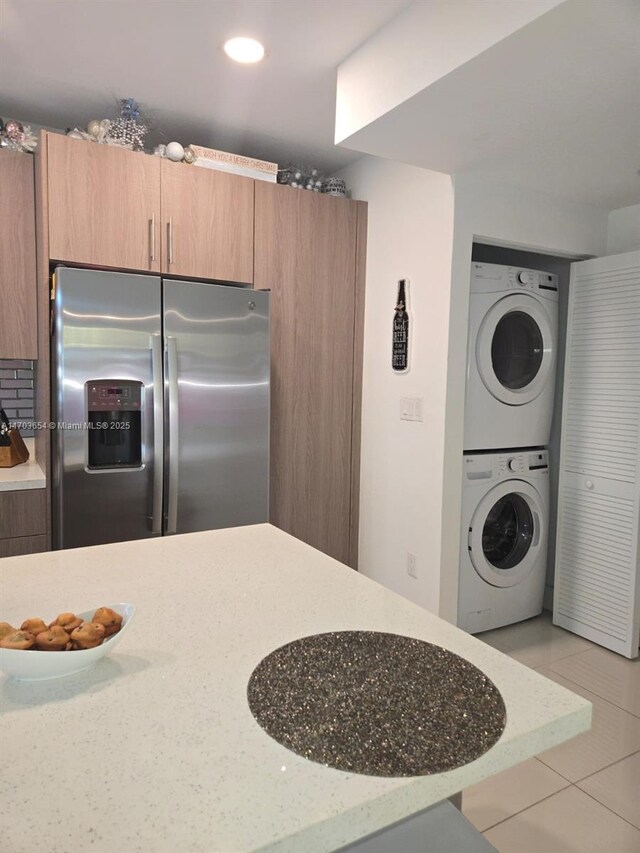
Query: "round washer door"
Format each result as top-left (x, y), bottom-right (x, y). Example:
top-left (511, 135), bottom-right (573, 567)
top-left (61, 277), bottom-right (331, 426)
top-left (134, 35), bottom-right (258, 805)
top-left (469, 480), bottom-right (545, 588)
top-left (476, 293), bottom-right (554, 405)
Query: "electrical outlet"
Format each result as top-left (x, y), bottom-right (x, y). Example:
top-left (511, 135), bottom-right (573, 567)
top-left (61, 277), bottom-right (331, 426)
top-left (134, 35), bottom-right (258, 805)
top-left (407, 551), bottom-right (417, 578)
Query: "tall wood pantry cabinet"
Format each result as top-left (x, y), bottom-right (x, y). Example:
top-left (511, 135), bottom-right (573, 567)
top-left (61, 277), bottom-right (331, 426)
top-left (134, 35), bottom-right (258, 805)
top-left (255, 183), bottom-right (366, 567)
top-left (0, 150), bottom-right (38, 359)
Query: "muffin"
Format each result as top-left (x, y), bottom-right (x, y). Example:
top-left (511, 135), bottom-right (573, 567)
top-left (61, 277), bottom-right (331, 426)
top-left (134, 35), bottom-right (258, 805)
top-left (70, 622), bottom-right (106, 650)
top-left (92, 607), bottom-right (123, 637)
top-left (49, 612), bottom-right (83, 633)
top-left (21, 618), bottom-right (49, 637)
top-left (35, 626), bottom-right (70, 651)
top-left (0, 622), bottom-right (16, 641)
top-left (0, 630), bottom-right (35, 650)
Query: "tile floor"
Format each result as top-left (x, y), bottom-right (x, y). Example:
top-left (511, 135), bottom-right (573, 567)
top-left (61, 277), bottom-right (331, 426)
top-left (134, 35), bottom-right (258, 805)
top-left (462, 611), bottom-right (640, 853)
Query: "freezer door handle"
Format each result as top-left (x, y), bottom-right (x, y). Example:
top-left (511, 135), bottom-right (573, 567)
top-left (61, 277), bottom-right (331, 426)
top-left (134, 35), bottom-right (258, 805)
top-left (165, 335), bottom-right (179, 533)
top-left (150, 333), bottom-right (164, 534)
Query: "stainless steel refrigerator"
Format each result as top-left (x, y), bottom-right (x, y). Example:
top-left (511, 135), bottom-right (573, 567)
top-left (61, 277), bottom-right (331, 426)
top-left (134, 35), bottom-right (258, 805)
top-left (52, 267), bottom-right (269, 550)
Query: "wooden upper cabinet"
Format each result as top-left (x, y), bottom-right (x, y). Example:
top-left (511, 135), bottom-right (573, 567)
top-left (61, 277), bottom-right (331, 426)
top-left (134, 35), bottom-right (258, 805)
top-left (43, 134), bottom-right (254, 282)
top-left (46, 133), bottom-right (161, 272)
top-left (0, 151), bottom-right (38, 359)
top-left (255, 182), bottom-right (362, 566)
top-left (160, 159), bottom-right (254, 283)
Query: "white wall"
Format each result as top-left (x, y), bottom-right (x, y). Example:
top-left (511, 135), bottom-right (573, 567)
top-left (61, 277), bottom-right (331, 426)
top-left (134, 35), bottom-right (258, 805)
top-left (335, 0), bottom-right (561, 144)
top-left (339, 155), bottom-right (454, 615)
top-left (607, 204), bottom-right (640, 254)
top-left (439, 173), bottom-right (609, 621)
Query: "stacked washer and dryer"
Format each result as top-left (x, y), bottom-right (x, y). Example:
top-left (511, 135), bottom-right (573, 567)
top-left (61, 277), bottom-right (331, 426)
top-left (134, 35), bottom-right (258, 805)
top-left (458, 262), bottom-right (559, 634)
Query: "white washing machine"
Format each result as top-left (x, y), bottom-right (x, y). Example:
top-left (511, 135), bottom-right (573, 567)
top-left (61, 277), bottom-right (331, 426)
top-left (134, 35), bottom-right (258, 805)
top-left (464, 262), bottom-right (559, 451)
top-left (458, 449), bottom-right (549, 634)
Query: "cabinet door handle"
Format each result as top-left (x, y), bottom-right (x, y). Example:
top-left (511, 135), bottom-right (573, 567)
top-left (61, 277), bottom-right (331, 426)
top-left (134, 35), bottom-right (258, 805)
top-left (149, 215), bottom-right (155, 262)
top-left (168, 218), bottom-right (174, 265)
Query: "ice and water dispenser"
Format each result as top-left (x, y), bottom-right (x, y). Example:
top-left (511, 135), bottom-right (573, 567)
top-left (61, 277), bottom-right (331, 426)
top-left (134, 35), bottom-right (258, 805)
top-left (86, 380), bottom-right (143, 469)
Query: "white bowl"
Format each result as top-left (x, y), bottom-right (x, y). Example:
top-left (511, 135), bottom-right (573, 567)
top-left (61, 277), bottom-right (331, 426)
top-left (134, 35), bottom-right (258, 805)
top-left (0, 603), bottom-right (135, 681)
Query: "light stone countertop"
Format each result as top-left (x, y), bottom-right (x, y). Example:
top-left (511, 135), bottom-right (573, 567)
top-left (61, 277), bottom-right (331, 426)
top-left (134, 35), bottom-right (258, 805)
top-left (0, 524), bottom-right (591, 852)
top-left (0, 438), bottom-right (46, 491)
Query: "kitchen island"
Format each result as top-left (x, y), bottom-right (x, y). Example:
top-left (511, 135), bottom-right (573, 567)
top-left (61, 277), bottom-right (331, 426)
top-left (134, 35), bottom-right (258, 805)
top-left (1, 524), bottom-right (590, 852)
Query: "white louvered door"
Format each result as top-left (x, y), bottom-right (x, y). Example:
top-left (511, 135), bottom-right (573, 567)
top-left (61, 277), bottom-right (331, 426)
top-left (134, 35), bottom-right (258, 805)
top-left (554, 250), bottom-right (640, 658)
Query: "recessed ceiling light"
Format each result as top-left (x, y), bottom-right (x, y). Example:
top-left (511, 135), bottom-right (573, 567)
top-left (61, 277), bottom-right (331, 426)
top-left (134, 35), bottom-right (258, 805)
top-left (223, 37), bottom-right (265, 64)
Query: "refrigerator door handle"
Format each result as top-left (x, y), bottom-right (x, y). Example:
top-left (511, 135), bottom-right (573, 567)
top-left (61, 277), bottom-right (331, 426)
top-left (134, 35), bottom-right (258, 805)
top-left (165, 335), bottom-right (179, 533)
top-left (150, 333), bottom-right (164, 534)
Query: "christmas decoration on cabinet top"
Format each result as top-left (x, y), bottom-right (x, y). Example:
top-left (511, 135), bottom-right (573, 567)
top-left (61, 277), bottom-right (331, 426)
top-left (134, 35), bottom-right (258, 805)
top-left (0, 118), bottom-right (38, 152)
top-left (277, 165), bottom-right (348, 196)
top-left (66, 98), bottom-right (148, 151)
top-left (278, 165), bottom-right (323, 191)
top-left (105, 98), bottom-right (148, 150)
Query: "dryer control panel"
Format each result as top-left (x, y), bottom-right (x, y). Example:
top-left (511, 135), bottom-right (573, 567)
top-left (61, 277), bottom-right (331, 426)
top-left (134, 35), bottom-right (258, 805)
top-left (464, 449), bottom-right (549, 481)
top-left (507, 267), bottom-right (558, 294)
top-left (471, 263), bottom-right (558, 298)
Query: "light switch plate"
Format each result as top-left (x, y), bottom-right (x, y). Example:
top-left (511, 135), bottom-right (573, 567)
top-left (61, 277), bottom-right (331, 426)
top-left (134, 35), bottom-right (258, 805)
top-left (400, 397), bottom-right (424, 422)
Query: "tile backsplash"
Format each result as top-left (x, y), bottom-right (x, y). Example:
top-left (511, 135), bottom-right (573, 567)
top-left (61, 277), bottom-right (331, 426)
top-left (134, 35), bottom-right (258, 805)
top-left (0, 359), bottom-right (35, 437)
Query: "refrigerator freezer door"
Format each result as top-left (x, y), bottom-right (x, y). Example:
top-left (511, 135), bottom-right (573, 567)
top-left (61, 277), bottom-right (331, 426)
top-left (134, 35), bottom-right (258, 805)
top-left (52, 268), bottom-right (162, 549)
top-left (163, 280), bottom-right (269, 533)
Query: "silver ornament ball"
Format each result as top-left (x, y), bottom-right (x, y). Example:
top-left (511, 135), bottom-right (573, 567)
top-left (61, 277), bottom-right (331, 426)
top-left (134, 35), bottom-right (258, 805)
top-left (166, 141), bottom-right (185, 162)
top-left (87, 119), bottom-right (102, 138)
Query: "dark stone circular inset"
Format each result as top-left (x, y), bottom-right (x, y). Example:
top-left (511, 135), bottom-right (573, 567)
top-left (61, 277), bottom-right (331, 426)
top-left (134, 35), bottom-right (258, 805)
top-left (247, 631), bottom-right (506, 777)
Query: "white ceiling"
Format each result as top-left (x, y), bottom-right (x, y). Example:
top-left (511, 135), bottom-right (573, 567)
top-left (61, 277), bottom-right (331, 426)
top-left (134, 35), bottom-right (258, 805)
top-left (337, 0), bottom-right (640, 209)
top-left (0, 0), bottom-right (410, 173)
top-left (2, 0), bottom-right (638, 209)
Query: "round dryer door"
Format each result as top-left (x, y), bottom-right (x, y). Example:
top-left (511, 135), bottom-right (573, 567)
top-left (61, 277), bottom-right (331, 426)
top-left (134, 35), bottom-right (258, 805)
top-left (476, 293), bottom-right (555, 405)
top-left (468, 480), bottom-right (545, 588)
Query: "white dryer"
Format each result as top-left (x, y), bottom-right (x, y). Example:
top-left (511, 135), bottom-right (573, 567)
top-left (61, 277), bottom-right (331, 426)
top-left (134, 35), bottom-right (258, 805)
top-left (458, 449), bottom-right (549, 634)
top-left (464, 263), bottom-right (559, 451)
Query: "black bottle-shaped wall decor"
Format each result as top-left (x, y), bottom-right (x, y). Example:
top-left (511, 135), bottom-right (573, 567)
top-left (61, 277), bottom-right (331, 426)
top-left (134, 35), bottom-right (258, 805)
top-left (392, 279), bottom-right (409, 372)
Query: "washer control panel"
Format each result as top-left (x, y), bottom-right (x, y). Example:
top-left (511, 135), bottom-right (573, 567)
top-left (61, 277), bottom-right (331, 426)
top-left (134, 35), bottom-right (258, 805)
top-left (496, 449), bottom-right (549, 478)
top-left (464, 449), bottom-right (549, 481)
